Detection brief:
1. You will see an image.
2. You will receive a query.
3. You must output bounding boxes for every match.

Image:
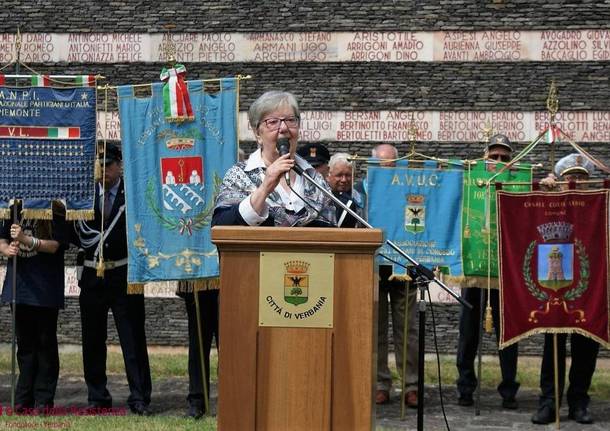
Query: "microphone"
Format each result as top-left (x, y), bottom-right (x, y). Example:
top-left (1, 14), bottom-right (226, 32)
top-left (276, 137), bottom-right (291, 185)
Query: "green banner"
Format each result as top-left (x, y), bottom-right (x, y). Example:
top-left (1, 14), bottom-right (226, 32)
top-left (459, 161), bottom-right (532, 286)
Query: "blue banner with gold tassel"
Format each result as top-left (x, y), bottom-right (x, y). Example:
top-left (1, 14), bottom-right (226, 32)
top-left (367, 161), bottom-right (464, 277)
top-left (0, 86), bottom-right (96, 220)
top-left (117, 79), bottom-right (238, 284)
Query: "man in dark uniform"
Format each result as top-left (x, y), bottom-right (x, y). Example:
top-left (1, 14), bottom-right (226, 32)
top-left (456, 134), bottom-right (520, 409)
top-left (532, 153), bottom-right (600, 425)
top-left (297, 142), bottom-right (331, 179)
top-left (74, 143), bottom-right (152, 415)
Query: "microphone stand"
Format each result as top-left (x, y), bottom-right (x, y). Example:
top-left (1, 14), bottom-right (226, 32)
top-left (292, 164), bottom-right (472, 431)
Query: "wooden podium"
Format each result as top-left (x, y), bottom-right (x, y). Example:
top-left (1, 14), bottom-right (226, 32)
top-left (212, 226), bottom-right (383, 431)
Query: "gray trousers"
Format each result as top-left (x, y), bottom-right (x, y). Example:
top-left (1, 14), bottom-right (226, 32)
top-left (377, 272), bottom-right (419, 393)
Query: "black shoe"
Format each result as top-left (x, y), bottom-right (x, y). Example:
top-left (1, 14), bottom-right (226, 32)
top-left (85, 404), bottom-right (112, 415)
top-left (129, 402), bottom-right (151, 416)
top-left (187, 404), bottom-right (204, 419)
top-left (35, 404), bottom-right (55, 416)
top-left (457, 393), bottom-right (474, 406)
top-left (531, 405), bottom-right (555, 425)
top-left (14, 404), bottom-right (34, 415)
top-left (502, 397), bottom-right (518, 410)
top-left (568, 407), bottom-right (593, 424)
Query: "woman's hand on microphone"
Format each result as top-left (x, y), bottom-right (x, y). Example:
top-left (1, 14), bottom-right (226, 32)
top-left (263, 154), bottom-right (294, 191)
top-left (249, 154), bottom-right (294, 216)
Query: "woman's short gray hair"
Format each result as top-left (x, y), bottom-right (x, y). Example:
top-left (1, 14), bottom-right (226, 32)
top-left (248, 91), bottom-right (300, 130)
top-left (328, 153), bottom-right (352, 171)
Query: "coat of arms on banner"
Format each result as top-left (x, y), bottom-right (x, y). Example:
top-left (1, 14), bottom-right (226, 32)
top-left (404, 194), bottom-right (425, 233)
top-left (160, 156), bottom-right (205, 215)
top-left (284, 260), bottom-right (310, 305)
top-left (524, 222), bottom-right (589, 324)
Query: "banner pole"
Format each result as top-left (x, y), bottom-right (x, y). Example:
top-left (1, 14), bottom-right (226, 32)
top-left (194, 290), bottom-right (210, 415)
top-left (10, 29), bottom-right (21, 411)
top-left (475, 289), bottom-right (485, 416)
top-left (10, 203), bottom-right (18, 411)
top-left (400, 282), bottom-right (409, 420)
top-left (553, 334), bottom-right (560, 429)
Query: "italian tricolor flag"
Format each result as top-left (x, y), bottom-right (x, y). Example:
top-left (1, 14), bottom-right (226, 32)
top-left (48, 127), bottom-right (81, 138)
top-left (160, 64), bottom-right (193, 121)
top-left (544, 125), bottom-right (557, 144)
top-left (31, 75), bottom-right (50, 87)
top-left (75, 75), bottom-right (95, 87)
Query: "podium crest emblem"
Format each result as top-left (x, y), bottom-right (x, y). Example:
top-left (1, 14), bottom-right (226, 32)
top-left (284, 260), bottom-right (310, 306)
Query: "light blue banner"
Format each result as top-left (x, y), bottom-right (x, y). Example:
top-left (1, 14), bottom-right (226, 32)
top-left (367, 161), bottom-right (464, 277)
top-left (117, 79), bottom-right (237, 283)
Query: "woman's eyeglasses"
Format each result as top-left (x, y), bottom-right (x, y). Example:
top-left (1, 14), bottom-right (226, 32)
top-left (260, 116), bottom-right (300, 130)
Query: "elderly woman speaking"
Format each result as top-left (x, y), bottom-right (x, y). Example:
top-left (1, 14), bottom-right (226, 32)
top-left (212, 91), bottom-right (336, 227)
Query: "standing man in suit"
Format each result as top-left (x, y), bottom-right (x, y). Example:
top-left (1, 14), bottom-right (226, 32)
top-left (367, 144), bottom-right (419, 408)
top-left (74, 143), bottom-right (152, 415)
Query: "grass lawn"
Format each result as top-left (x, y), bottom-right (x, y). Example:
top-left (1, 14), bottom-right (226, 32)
top-left (0, 415), bottom-right (217, 431)
top-left (419, 354), bottom-right (610, 401)
top-left (1, 348), bottom-right (610, 430)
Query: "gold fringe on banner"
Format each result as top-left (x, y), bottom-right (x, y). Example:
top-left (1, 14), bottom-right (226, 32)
top-left (65, 209), bottom-right (95, 221)
top-left (499, 326), bottom-right (610, 351)
top-left (21, 208), bottom-right (53, 220)
top-left (128, 283), bottom-right (145, 295)
top-left (194, 278), bottom-right (220, 292)
top-left (0, 207), bottom-right (10, 220)
top-left (176, 278), bottom-right (220, 294)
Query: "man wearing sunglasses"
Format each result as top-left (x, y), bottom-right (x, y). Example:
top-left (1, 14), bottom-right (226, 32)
top-left (485, 134), bottom-right (512, 164)
top-left (456, 134), bottom-right (520, 410)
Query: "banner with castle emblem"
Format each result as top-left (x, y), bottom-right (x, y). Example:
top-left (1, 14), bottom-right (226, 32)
top-left (497, 190), bottom-right (610, 348)
top-left (117, 79), bottom-right (238, 283)
top-left (367, 161), bottom-right (464, 277)
top-left (458, 161), bottom-right (532, 287)
top-left (0, 85), bottom-right (96, 220)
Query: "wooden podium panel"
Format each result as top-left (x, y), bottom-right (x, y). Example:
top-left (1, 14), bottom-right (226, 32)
top-left (212, 227), bottom-right (382, 431)
top-left (256, 328), bottom-right (332, 430)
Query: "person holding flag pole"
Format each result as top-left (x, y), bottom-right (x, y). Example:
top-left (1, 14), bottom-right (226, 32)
top-left (0, 205), bottom-right (69, 413)
top-left (456, 134), bottom-right (520, 410)
top-left (531, 154), bottom-right (601, 426)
